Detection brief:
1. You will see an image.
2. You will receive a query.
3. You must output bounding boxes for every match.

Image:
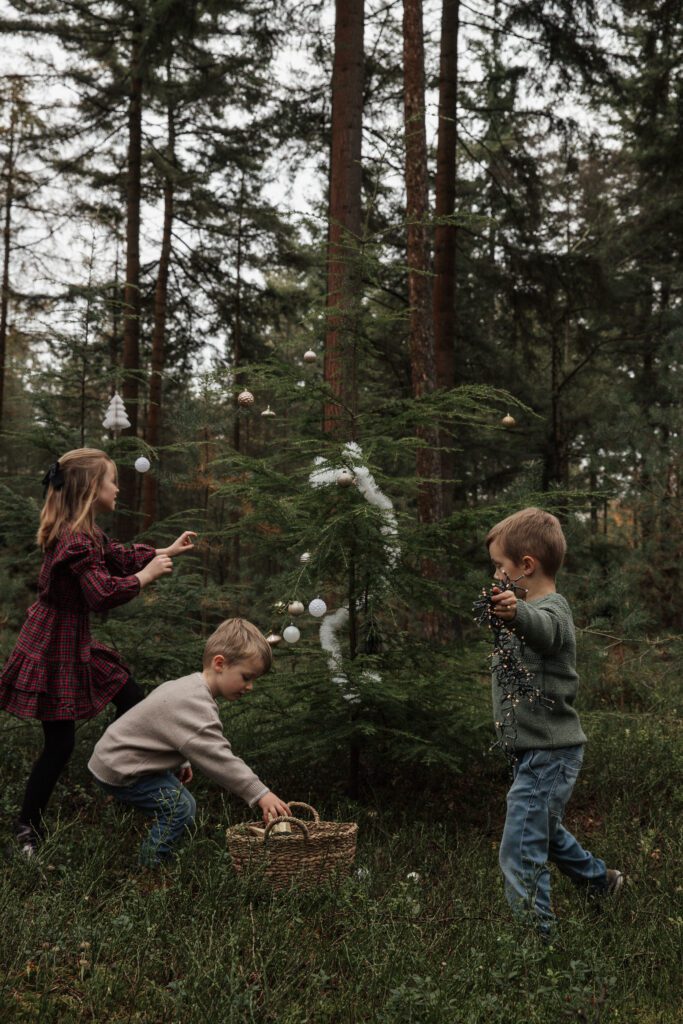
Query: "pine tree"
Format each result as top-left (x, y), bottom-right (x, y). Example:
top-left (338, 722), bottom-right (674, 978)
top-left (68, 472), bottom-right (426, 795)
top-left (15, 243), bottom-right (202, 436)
top-left (323, 0), bottom-right (364, 436)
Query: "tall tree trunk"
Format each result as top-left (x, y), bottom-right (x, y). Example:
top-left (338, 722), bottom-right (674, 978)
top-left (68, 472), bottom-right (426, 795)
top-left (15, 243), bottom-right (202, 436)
top-left (142, 82), bottom-right (176, 530)
top-left (544, 329), bottom-right (567, 491)
top-left (403, 0), bottom-right (442, 525)
top-left (0, 91), bottom-right (17, 433)
top-left (229, 172), bottom-right (247, 580)
top-left (110, 242), bottom-right (121, 380)
top-left (433, 0), bottom-right (459, 514)
top-left (323, 0), bottom-right (364, 437)
top-left (118, 20), bottom-right (144, 533)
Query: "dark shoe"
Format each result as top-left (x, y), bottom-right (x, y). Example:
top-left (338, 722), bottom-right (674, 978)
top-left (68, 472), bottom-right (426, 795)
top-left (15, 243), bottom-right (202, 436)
top-left (14, 823), bottom-right (41, 858)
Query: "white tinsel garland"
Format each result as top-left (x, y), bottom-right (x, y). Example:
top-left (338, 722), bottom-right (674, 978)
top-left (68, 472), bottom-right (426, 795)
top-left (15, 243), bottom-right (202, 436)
top-left (310, 443), bottom-right (399, 701)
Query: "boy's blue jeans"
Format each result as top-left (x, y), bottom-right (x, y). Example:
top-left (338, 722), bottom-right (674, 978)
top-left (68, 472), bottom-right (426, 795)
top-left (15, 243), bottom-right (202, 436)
top-left (96, 772), bottom-right (196, 866)
top-left (499, 746), bottom-right (607, 935)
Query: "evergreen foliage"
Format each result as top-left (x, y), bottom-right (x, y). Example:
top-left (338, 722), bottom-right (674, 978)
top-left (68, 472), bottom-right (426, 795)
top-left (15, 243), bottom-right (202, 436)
top-left (0, 0), bottom-right (680, 858)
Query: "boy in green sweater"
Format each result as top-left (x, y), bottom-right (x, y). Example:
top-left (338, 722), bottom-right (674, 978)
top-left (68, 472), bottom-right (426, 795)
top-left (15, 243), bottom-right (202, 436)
top-left (486, 508), bottom-right (622, 937)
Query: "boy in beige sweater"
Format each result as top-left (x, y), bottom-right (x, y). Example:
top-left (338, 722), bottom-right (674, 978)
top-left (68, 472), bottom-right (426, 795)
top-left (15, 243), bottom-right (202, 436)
top-left (89, 618), bottom-right (289, 866)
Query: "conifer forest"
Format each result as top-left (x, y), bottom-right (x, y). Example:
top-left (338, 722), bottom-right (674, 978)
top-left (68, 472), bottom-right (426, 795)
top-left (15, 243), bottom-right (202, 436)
top-left (0, 2), bottom-right (681, 1022)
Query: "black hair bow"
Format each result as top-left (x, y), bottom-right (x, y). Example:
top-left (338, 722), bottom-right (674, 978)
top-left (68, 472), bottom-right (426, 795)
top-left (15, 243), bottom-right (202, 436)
top-left (42, 461), bottom-right (65, 497)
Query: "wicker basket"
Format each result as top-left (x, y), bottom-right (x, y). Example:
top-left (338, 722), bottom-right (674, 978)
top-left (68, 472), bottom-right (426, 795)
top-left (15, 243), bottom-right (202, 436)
top-left (226, 802), bottom-right (358, 891)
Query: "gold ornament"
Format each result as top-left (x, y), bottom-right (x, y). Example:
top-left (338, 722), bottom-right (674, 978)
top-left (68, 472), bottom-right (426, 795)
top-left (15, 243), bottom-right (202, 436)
top-left (273, 600), bottom-right (286, 614)
top-left (303, 350), bottom-right (317, 363)
top-left (261, 405), bottom-right (276, 417)
top-left (287, 600), bottom-right (304, 616)
top-left (237, 390), bottom-right (255, 407)
top-left (266, 633), bottom-right (282, 646)
top-left (337, 469), bottom-right (355, 487)
top-left (501, 413), bottom-right (516, 428)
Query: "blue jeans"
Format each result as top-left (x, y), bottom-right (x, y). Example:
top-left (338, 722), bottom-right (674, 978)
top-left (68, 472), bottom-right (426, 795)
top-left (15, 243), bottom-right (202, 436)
top-left (499, 746), bottom-right (607, 934)
top-left (96, 771), bottom-right (196, 866)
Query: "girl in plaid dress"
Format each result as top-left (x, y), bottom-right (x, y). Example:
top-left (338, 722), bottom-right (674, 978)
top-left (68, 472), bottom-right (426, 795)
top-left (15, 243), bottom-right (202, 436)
top-left (0, 448), bottom-right (196, 854)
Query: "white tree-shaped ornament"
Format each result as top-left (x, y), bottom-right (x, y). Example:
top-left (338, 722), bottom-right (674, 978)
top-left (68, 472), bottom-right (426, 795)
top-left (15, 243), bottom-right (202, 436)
top-left (102, 392), bottom-right (131, 435)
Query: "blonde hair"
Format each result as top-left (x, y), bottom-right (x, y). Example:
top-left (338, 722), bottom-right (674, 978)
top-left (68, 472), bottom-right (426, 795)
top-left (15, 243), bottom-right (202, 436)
top-left (37, 448), bottom-right (115, 550)
top-left (486, 507), bottom-right (567, 578)
top-left (203, 618), bottom-right (273, 672)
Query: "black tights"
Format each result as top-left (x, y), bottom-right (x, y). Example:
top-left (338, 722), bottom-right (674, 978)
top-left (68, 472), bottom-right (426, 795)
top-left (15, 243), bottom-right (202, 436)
top-left (19, 676), bottom-right (143, 832)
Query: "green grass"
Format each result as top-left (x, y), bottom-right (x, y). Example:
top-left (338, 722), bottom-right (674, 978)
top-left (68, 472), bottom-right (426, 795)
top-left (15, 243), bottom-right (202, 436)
top-left (0, 644), bottom-right (681, 1023)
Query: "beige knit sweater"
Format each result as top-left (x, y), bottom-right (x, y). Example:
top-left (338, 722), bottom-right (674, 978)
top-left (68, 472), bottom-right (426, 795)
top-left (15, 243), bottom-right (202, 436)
top-left (88, 671), bottom-right (269, 807)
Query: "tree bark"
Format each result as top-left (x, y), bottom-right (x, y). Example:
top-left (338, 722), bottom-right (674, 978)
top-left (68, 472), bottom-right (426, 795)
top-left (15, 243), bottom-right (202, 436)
top-left (323, 0), bottom-right (364, 437)
top-left (543, 328), bottom-right (568, 491)
top-left (0, 90), bottom-right (17, 432)
top-left (403, 0), bottom-right (442, 525)
top-left (142, 85), bottom-right (175, 530)
top-left (118, 19), bottom-right (144, 531)
top-left (433, 0), bottom-right (459, 514)
top-left (230, 172), bottom-right (247, 580)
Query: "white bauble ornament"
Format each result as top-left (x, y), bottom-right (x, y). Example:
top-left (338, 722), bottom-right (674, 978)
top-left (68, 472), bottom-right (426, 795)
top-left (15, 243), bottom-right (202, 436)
top-left (134, 456), bottom-right (151, 474)
top-left (299, 551), bottom-right (311, 564)
top-left (336, 469), bottom-right (355, 487)
top-left (501, 412), bottom-right (516, 428)
top-left (303, 349), bottom-right (317, 363)
top-left (308, 598), bottom-right (327, 618)
top-left (237, 390), bottom-right (255, 407)
top-left (261, 405), bottom-right (276, 417)
top-left (287, 600), bottom-right (304, 616)
top-left (283, 625), bottom-right (300, 644)
top-left (266, 633), bottom-right (282, 646)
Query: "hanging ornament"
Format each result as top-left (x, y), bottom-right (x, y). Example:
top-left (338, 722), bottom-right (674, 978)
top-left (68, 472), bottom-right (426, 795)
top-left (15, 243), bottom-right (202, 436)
top-left (283, 624), bottom-right (300, 644)
top-left (261, 405), bottom-right (276, 418)
top-left (336, 469), bottom-right (355, 488)
top-left (266, 633), bottom-right (282, 646)
top-left (134, 456), bottom-right (151, 474)
top-left (303, 349), bottom-right (317, 363)
top-left (287, 600), bottom-right (304, 616)
top-left (273, 600), bottom-right (286, 614)
top-left (102, 391), bottom-right (131, 433)
top-left (299, 551), bottom-right (311, 564)
top-left (237, 390), bottom-right (255, 407)
top-left (501, 413), bottom-right (516, 428)
top-left (308, 597), bottom-right (327, 618)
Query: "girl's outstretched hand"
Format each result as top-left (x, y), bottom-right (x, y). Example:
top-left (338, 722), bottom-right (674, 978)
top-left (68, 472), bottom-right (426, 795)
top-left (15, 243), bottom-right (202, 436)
top-left (160, 531), bottom-right (197, 558)
top-left (136, 554), bottom-right (173, 588)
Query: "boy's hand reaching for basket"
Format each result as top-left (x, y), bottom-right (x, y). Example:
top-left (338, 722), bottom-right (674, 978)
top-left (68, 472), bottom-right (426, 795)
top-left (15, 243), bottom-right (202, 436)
top-left (258, 792), bottom-right (291, 823)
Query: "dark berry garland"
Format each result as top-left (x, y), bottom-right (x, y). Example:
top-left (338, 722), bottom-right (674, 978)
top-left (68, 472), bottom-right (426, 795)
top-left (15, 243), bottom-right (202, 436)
top-left (473, 576), bottom-right (554, 766)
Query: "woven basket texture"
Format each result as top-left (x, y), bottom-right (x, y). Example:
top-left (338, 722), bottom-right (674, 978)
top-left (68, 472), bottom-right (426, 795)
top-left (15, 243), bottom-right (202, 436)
top-left (226, 802), bottom-right (358, 891)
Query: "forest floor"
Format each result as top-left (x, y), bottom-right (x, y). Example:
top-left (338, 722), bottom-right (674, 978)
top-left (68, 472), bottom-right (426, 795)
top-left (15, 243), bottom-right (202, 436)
top-left (0, 656), bottom-right (680, 1024)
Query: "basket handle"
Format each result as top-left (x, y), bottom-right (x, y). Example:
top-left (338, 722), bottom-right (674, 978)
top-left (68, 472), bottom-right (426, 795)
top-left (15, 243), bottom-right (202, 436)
top-left (264, 816), bottom-right (310, 842)
top-left (286, 801), bottom-right (320, 822)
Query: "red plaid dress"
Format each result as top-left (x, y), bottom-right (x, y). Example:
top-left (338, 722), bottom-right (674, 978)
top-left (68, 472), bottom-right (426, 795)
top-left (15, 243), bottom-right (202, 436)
top-left (0, 530), bottom-right (155, 721)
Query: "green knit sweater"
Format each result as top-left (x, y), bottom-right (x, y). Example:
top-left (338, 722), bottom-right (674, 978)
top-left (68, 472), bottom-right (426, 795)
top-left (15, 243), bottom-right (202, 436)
top-left (491, 592), bottom-right (587, 752)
